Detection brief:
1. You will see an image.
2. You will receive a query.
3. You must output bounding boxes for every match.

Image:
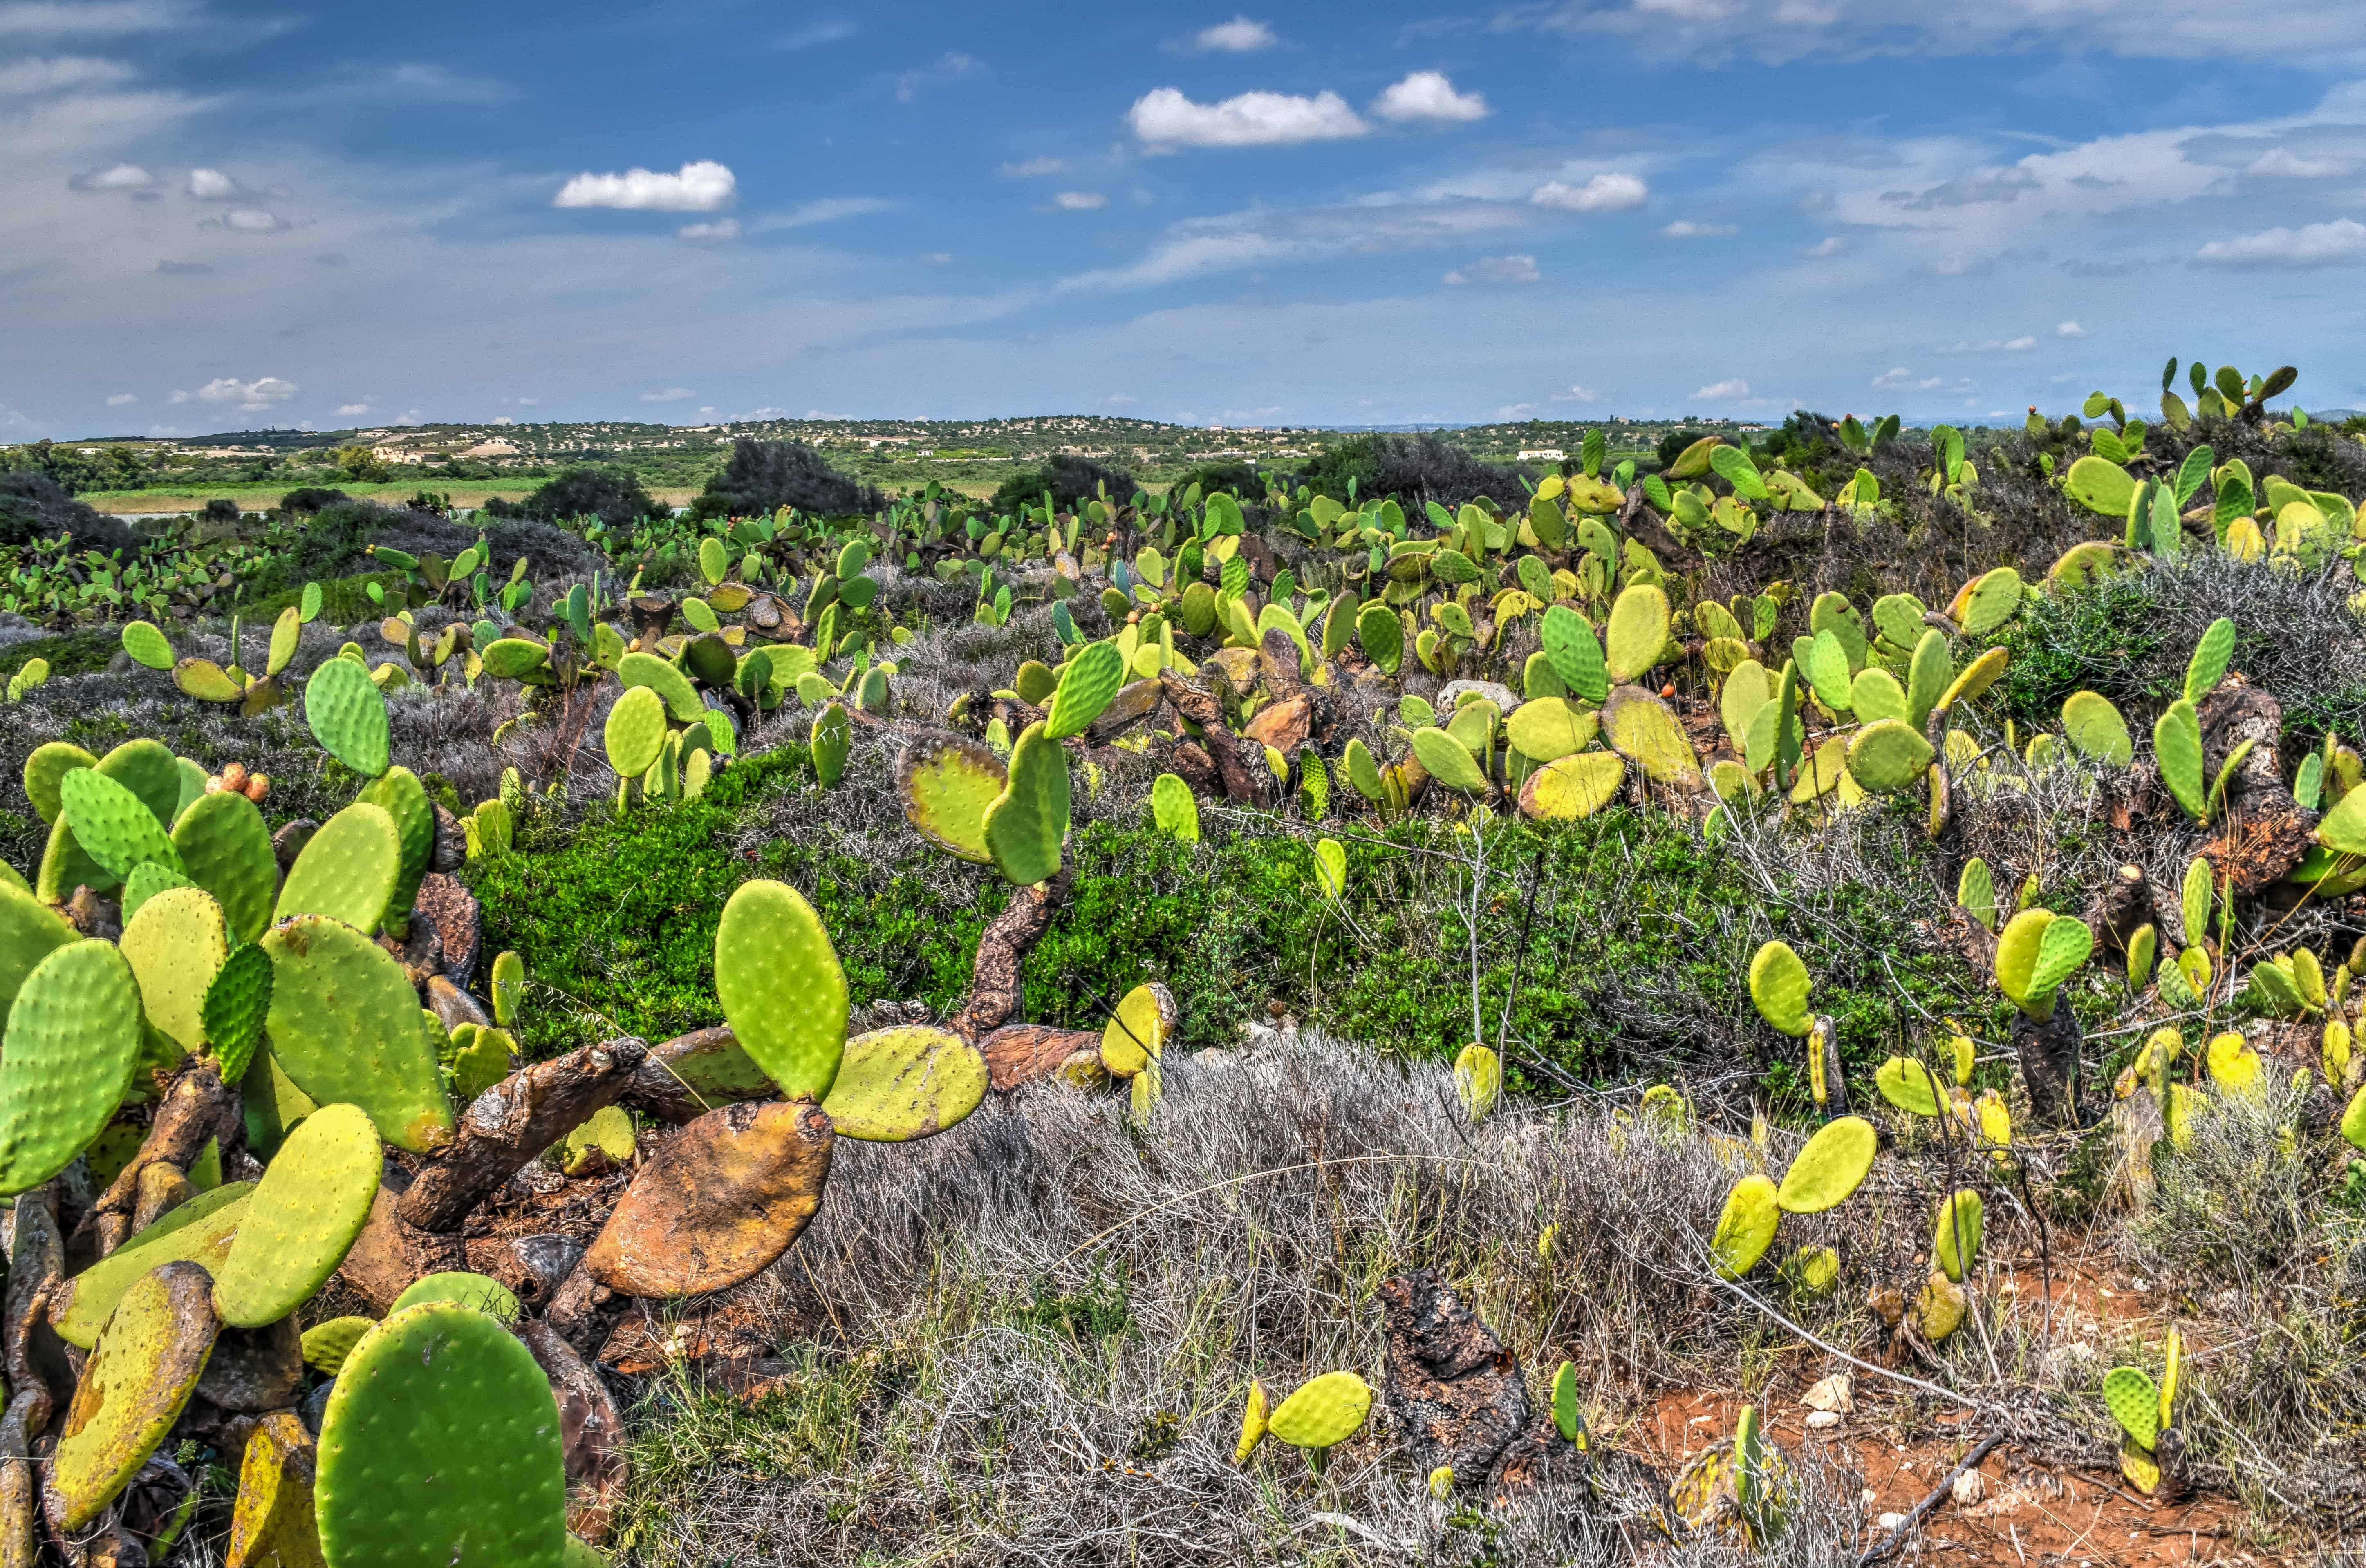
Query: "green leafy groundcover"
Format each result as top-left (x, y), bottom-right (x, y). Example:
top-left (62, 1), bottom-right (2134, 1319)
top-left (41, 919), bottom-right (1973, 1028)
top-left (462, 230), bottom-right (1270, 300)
top-left (467, 746), bottom-right (1985, 1093)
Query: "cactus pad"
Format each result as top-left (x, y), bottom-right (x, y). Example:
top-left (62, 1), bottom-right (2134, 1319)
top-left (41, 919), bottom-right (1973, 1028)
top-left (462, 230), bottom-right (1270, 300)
top-left (1603, 584), bottom-right (1669, 685)
top-left (1453, 1042), bottom-right (1501, 1121)
top-left (212, 1101), bottom-right (383, 1328)
top-left (172, 787), bottom-right (279, 944)
top-left (2184, 616), bottom-right (2235, 704)
top-left (1504, 697), bottom-right (1597, 763)
top-left (121, 885), bottom-right (229, 1059)
top-left (1603, 687), bottom-right (1699, 785)
top-left (558, 1102), bottom-right (635, 1172)
top-left (51, 1181), bottom-right (254, 1348)
top-left (358, 767), bottom-right (436, 932)
top-left (23, 740), bottom-right (95, 825)
top-left (0, 939), bottom-right (143, 1194)
top-left (226, 1410), bottom-right (324, 1568)
top-left (262, 916), bottom-right (455, 1153)
top-left (1931, 1188), bottom-right (1983, 1282)
top-left (1551, 1360), bottom-right (1586, 1445)
top-left (1934, 646), bottom-right (2008, 715)
top-left (1044, 640), bottom-right (1123, 740)
top-left (275, 801), bottom-right (402, 932)
top-left (2205, 1029), bottom-right (2261, 1090)
top-left (391, 1271), bottom-right (520, 1323)
top-left (2342, 1083), bottom-right (2366, 1150)
top-left (304, 656), bottom-right (391, 777)
top-left (51, 1259), bottom-right (220, 1530)
top-left (1313, 837), bottom-right (1347, 899)
top-left (1775, 1116), bottom-right (1875, 1213)
top-left (59, 765), bottom-right (183, 882)
top-left (1748, 941), bottom-right (1811, 1037)
top-left (1517, 751), bottom-right (1624, 820)
top-left (491, 949), bottom-right (524, 1027)
top-left (2153, 699), bottom-right (2206, 820)
top-left (1781, 1245), bottom-right (1840, 1296)
top-left (122, 859), bottom-right (195, 924)
top-left (202, 943), bottom-right (274, 1084)
top-left (302, 1315), bottom-right (374, 1374)
top-left (1234, 1380), bottom-right (1269, 1464)
top-left (1958, 567), bottom-right (2023, 636)
top-left (1873, 1056), bottom-right (1943, 1116)
top-left (1411, 727), bottom-right (1488, 794)
top-left (2061, 691), bottom-right (2133, 765)
top-left (714, 879), bottom-right (848, 1099)
top-left (585, 1098), bottom-right (834, 1297)
top-left (121, 620), bottom-right (176, 669)
top-left (1710, 1173), bottom-right (1780, 1279)
top-left (0, 883), bottom-right (74, 1019)
top-left (895, 735), bottom-right (1004, 863)
top-left (603, 687), bottom-right (668, 779)
top-left (1915, 1271), bottom-right (1967, 1341)
top-left (316, 1301), bottom-right (567, 1568)
top-left (2027, 917), bottom-right (2094, 1003)
top-left (982, 721), bottom-right (1070, 886)
top-left (1843, 719), bottom-right (1934, 794)
top-left (822, 1024), bottom-right (988, 1141)
top-left (618, 650), bottom-right (704, 722)
top-left (1993, 908), bottom-right (2054, 1007)
top-left (1267, 1371), bottom-right (1373, 1449)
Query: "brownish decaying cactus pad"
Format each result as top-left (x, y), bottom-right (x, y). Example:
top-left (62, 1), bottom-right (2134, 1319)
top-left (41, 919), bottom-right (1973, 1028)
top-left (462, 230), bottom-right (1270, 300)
top-left (583, 1099), bottom-right (833, 1298)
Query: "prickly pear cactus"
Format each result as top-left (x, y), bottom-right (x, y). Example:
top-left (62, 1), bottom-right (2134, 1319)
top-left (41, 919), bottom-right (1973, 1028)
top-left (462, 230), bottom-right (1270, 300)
top-left (821, 1024), bottom-right (988, 1141)
top-left (603, 686), bottom-right (668, 779)
top-left (203, 942), bottom-right (275, 1084)
top-left (982, 721), bottom-right (1069, 886)
top-left (1774, 1116), bottom-right (1875, 1214)
top-left (212, 1100), bottom-right (383, 1328)
top-left (173, 787), bottom-right (279, 943)
top-left (1539, 605), bottom-right (1608, 705)
top-left (1843, 718), bottom-right (1934, 793)
top-left (1603, 584), bottom-right (1669, 686)
top-left (0, 939), bottom-right (144, 1194)
top-left (52, 1259), bottom-right (220, 1530)
top-left (619, 650), bottom-right (704, 722)
top-left (1873, 1056), bottom-right (1943, 1116)
top-left (1266, 1371), bottom-right (1373, 1449)
top-left (1452, 1043), bottom-right (1502, 1122)
top-left (275, 801), bottom-right (403, 932)
top-left (895, 735), bottom-right (1004, 863)
top-left (22, 739), bottom-right (95, 825)
top-left (1931, 1188), bottom-right (1983, 1283)
top-left (305, 655), bottom-right (392, 777)
top-left (1748, 941), bottom-right (1811, 1037)
top-left (585, 1098), bottom-right (834, 1297)
top-left (227, 1409), bottom-right (325, 1568)
top-left (58, 765), bottom-right (183, 884)
top-left (1710, 1173), bottom-right (1781, 1279)
top-left (1233, 1380), bottom-right (1269, 1464)
top-left (1043, 640), bottom-right (1123, 740)
top-left (390, 1270), bottom-right (521, 1322)
top-left (302, 1315), bottom-right (375, 1375)
top-left (358, 766), bottom-right (437, 935)
top-left (51, 1181), bottom-right (254, 1349)
top-left (1150, 772), bottom-right (1201, 843)
top-left (316, 1302), bottom-right (568, 1568)
top-left (0, 883), bottom-right (76, 1019)
top-left (714, 879), bottom-right (848, 1100)
top-left (1098, 983), bottom-right (1169, 1077)
top-left (1603, 687), bottom-right (1699, 786)
top-left (1517, 751), bottom-right (1624, 821)
top-left (261, 915), bottom-right (455, 1152)
top-left (119, 884), bottom-right (229, 1058)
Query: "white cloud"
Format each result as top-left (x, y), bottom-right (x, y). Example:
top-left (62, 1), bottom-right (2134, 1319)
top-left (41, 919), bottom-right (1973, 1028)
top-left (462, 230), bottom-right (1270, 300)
top-left (1873, 367), bottom-right (1944, 389)
top-left (553, 160), bottom-right (735, 212)
top-left (2193, 217), bottom-right (2366, 269)
top-left (1371, 71), bottom-right (1488, 124)
top-left (774, 19), bottom-right (856, 49)
top-left (336, 402), bottom-right (371, 415)
top-left (0, 1), bottom-right (196, 38)
top-left (1799, 236), bottom-right (1845, 257)
top-left (1695, 378), bottom-right (1750, 399)
top-left (1128, 87), bottom-right (1367, 149)
top-left (104, 392), bottom-right (135, 406)
top-left (640, 387), bottom-right (695, 403)
top-left (68, 161), bottom-right (161, 196)
top-left (894, 51), bottom-right (979, 104)
top-left (186, 166), bottom-right (237, 200)
top-left (2246, 146), bottom-right (2349, 178)
top-left (0, 55), bottom-right (130, 93)
top-left (1442, 254), bottom-right (1540, 285)
top-left (1192, 16), bottom-right (1275, 51)
top-left (1001, 156), bottom-right (1068, 177)
top-left (1557, 385), bottom-right (1601, 403)
top-left (1661, 219), bottom-right (1736, 237)
top-left (371, 63), bottom-right (506, 103)
top-left (204, 208), bottom-right (288, 231)
top-left (179, 376), bottom-right (297, 412)
top-left (2056, 320), bottom-right (2087, 337)
top-left (1051, 190), bottom-right (1107, 210)
top-left (1529, 173), bottom-right (1648, 212)
top-left (753, 196), bottom-right (902, 230)
top-left (2003, 334), bottom-right (2036, 350)
top-left (677, 217), bottom-right (740, 242)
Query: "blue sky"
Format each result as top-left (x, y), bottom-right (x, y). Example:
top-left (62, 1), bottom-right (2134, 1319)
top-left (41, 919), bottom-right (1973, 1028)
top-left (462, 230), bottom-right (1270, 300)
top-left (8, 0), bottom-right (2366, 437)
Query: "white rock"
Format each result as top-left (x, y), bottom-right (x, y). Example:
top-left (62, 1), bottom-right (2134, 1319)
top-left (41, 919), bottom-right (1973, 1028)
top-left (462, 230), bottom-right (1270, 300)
top-left (1802, 1373), bottom-right (1853, 1413)
top-left (1952, 1470), bottom-right (1987, 1507)
top-left (1438, 678), bottom-right (1520, 714)
top-left (1805, 1410), bottom-right (1842, 1431)
top-left (1877, 1512), bottom-right (1909, 1532)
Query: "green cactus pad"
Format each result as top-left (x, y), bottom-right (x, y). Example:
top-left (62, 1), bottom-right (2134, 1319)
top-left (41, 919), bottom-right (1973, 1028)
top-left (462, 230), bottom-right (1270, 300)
top-left (1933, 646), bottom-right (2008, 716)
top-left (1710, 1173), bottom-right (1781, 1279)
top-left (120, 885), bottom-right (229, 1059)
top-left (983, 720), bottom-right (1070, 886)
top-left (93, 739), bottom-right (179, 829)
top-left (1748, 941), bottom-right (1812, 1037)
top-left (603, 686), bottom-right (668, 780)
top-left (895, 735), bottom-right (1004, 863)
top-left (23, 740), bottom-right (95, 825)
top-left (59, 765), bottom-right (184, 882)
top-left (821, 1024), bottom-right (988, 1141)
top-left (51, 1258), bottom-right (220, 1530)
top-left (275, 801), bottom-right (402, 933)
top-left (391, 1270), bottom-right (521, 1322)
top-left (316, 1300), bottom-right (567, 1568)
top-left (1844, 718), bottom-right (1934, 794)
top-left (262, 916), bottom-right (456, 1153)
top-left (1097, 983), bottom-right (1167, 1078)
top-left (2184, 616), bottom-right (2236, 704)
top-left (1959, 567), bottom-right (2023, 636)
top-left (302, 1315), bottom-right (375, 1374)
top-left (304, 656), bottom-right (391, 777)
top-left (1407, 727), bottom-right (1484, 794)
top-left (0, 940), bottom-right (143, 1194)
top-left (202, 943), bottom-right (274, 1084)
top-left (2061, 692), bottom-right (2133, 765)
top-left (358, 767), bottom-right (436, 931)
top-left (1781, 1245), bottom-right (1840, 1297)
top-left (1517, 751), bottom-right (1624, 820)
top-left (1993, 908), bottom-right (2053, 1006)
top-left (1356, 600), bottom-right (1403, 673)
top-left (618, 650), bottom-right (705, 722)
top-left (714, 879), bottom-right (849, 1099)
top-left (1603, 688), bottom-right (1699, 785)
top-left (1931, 1188), bottom-right (1983, 1282)
top-left (2102, 1366), bottom-right (2159, 1450)
top-left (2154, 698), bottom-right (2205, 820)
top-left (121, 619), bottom-right (177, 670)
top-left (172, 787), bottom-right (278, 943)
top-left (52, 1181), bottom-right (255, 1349)
top-left (1957, 858), bottom-right (1997, 931)
top-left (0, 883), bottom-right (74, 1020)
top-left (1873, 1056), bottom-right (1943, 1116)
top-left (558, 1102), bottom-right (634, 1173)
top-left (212, 1100), bottom-right (383, 1328)
top-left (1803, 630), bottom-right (1852, 711)
top-left (1267, 1371), bottom-right (1373, 1449)
top-left (1453, 1043), bottom-right (1501, 1121)
top-left (1849, 667), bottom-right (1909, 724)
top-left (226, 1410), bottom-right (325, 1568)
top-left (1044, 640), bottom-right (1123, 740)
top-left (1533, 606), bottom-right (1603, 704)
top-left (121, 860), bottom-right (192, 926)
top-left (1503, 697), bottom-right (1597, 763)
top-left (1551, 1360), bottom-right (1585, 1444)
top-left (1603, 584), bottom-right (1669, 685)
top-left (1149, 772), bottom-right (1201, 842)
top-left (1775, 1116), bottom-right (1876, 1213)
top-left (2027, 917), bottom-right (2094, 1002)
top-left (491, 949), bottom-right (524, 1028)
top-left (242, 1045), bottom-right (320, 1159)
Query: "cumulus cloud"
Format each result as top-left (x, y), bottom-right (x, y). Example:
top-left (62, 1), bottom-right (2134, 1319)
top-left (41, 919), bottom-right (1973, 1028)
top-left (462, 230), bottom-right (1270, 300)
top-left (640, 387), bottom-right (695, 402)
top-left (1192, 16), bottom-right (1275, 51)
top-left (2192, 217), bottom-right (2366, 269)
top-left (69, 162), bottom-right (162, 196)
top-left (1050, 191), bottom-right (1107, 210)
top-left (175, 376), bottom-right (297, 412)
top-left (1661, 219), bottom-right (1736, 237)
top-left (2057, 320), bottom-right (2088, 336)
top-left (1129, 87), bottom-right (1367, 148)
top-left (335, 402), bottom-right (371, 416)
top-left (553, 160), bottom-right (736, 212)
top-left (186, 167), bottom-right (239, 200)
top-left (677, 217), bottom-right (740, 242)
top-left (1695, 378), bottom-right (1750, 399)
top-left (1442, 254), bottom-right (1539, 285)
top-left (1371, 71), bottom-right (1488, 123)
top-left (1001, 156), bottom-right (1068, 176)
top-left (0, 55), bottom-right (130, 92)
top-left (105, 392), bottom-right (136, 406)
top-left (1528, 173), bottom-right (1648, 212)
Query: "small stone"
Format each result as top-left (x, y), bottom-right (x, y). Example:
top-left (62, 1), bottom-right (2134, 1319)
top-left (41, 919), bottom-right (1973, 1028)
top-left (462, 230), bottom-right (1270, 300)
top-left (1877, 1512), bottom-right (1909, 1532)
top-left (1952, 1470), bottom-right (1987, 1507)
top-left (1802, 1373), bottom-right (1853, 1413)
top-left (1805, 1410), bottom-right (1842, 1431)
